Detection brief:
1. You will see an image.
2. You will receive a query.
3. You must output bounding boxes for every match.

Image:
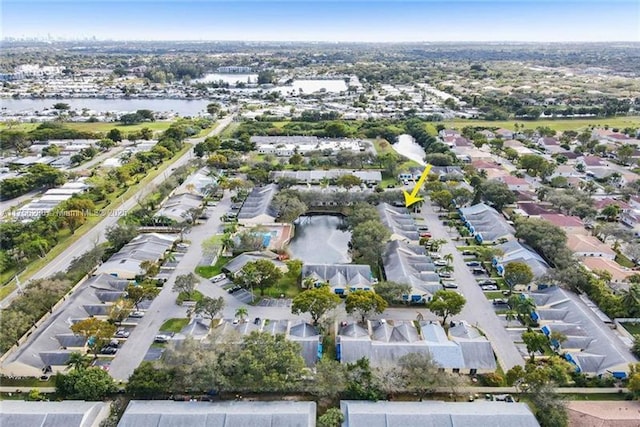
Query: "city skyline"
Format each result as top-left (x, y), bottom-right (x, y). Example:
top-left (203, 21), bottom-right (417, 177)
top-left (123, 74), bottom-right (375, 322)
top-left (2, 0), bottom-right (639, 43)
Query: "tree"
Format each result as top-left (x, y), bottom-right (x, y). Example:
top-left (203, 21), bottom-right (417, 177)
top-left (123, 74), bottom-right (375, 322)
top-left (139, 260), bottom-right (160, 280)
top-left (206, 102), bottom-right (221, 116)
top-left (126, 362), bottom-right (174, 398)
top-left (139, 127), bottom-right (154, 140)
top-left (235, 307), bottom-right (248, 321)
top-left (236, 259), bottom-right (283, 296)
top-left (105, 224), bottom-right (139, 252)
top-left (395, 352), bottom-right (453, 400)
top-left (480, 179), bottom-right (516, 210)
top-left (289, 152), bottom-right (304, 166)
top-left (53, 102), bottom-right (71, 111)
top-left (217, 331), bottom-right (306, 392)
top-left (194, 296), bottom-right (225, 320)
top-left (601, 204), bottom-right (621, 221)
top-left (344, 357), bottom-right (384, 400)
top-left (291, 286), bottom-right (341, 325)
top-left (621, 284), bottom-right (640, 317)
top-left (55, 367), bottom-right (117, 400)
top-left (345, 290), bottom-right (388, 323)
top-left (106, 128), bottom-right (123, 142)
top-left (272, 192), bottom-right (307, 223)
top-left (66, 352), bottom-right (91, 372)
top-left (617, 144), bottom-right (635, 165)
top-left (318, 408), bottom-right (345, 427)
top-left (529, 384), bottom-right (568, 427)
top-left (351, 220), bottom-right (390, 268)
top-left (70, 318), bottom-right (116, 358)
top-left (431, 189), bottom-right (454, 211)
top-left (519, 154), bottom-right (556, 178)
top-left (514, 217), bottom-right (570, 269)
top-left (108, 298), bottom-right (134, 326)
top-left (374, 281), bottom-right (412, 304)
top-left (125, 283), bottom-right (160, 310)
top-left (509, 294), bottom-right (537, 319)
top-left (335, 174), bottom-right (362, 190)
top-left (285, 259), bottom-right (303, 282)
top-left (427, 289), bottom-right (466, 326)
top-left (173, 273), bottom-right (199, 299)
top-left (504, 262), bottom-right (534, 293)
top-left (629, 363), bottom-right (640, 398)
top-left (522, 329), bottom-right (548, 361)
top-left (311, 358), bottom-right (347, 400)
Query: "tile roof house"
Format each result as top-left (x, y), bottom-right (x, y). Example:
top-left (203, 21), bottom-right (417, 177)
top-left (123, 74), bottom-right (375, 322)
top-left (566, 401), bottom-right (640, 427)
top-left (582, 257), bottom-right (634, 284)
top-left (498, 175), bottom-right (532, 191)
top-left (531, 287), bottom-right (636, 377)
top-left (237, 184), bottom-right (278, 225)
top-left (339, 400), bottom-right (539, 427)
top-left (566, 234), bottom-right (616, 259)
top-left (539, 213), bottom-right (587, 235)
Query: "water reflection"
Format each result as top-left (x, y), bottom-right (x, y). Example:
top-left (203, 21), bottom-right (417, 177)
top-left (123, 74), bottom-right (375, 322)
top-left (288, 215), bottom-right (351, 263)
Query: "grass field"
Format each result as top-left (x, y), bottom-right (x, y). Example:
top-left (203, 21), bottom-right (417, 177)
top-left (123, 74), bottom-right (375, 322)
top-left (194, 256), bottom-right (230, 279)
top-left (620, 322), bottom-right (640, 336)
top-left (449, 116), bottom-right (640, 132)
top-left (0, 121), bottom-right (173, 134)
top-left (160, 318), bottom-right (190, 333)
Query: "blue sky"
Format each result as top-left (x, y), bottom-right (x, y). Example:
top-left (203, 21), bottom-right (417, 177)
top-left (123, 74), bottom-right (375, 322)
top-left (2, 1), bottom-right (639, 42)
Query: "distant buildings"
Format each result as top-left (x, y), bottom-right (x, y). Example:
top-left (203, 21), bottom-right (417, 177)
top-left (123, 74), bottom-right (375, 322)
top-left (252, 136), bottom-right (366, 156)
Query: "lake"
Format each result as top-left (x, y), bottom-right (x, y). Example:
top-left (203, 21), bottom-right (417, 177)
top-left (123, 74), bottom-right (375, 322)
top-left (392, 134), bottom-right (426, 165)
top-left (288, 215), bottom-right (351, 264)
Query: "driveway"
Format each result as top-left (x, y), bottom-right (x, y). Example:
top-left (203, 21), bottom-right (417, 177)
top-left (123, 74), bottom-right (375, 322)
top-left (417, 200), bottom-right (525, 371)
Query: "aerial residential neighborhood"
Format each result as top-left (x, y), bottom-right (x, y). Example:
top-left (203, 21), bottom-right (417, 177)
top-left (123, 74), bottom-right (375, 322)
top-left (1, 1), bottom-right (640, 427)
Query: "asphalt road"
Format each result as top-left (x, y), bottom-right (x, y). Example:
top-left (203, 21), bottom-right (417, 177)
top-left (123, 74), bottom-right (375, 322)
top-left (0, 115), bottom-right (235, 309)
top-left (416, 199), bottom-right (526, 372)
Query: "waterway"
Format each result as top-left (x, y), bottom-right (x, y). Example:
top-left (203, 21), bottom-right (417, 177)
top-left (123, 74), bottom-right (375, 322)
top-left (288, 215), bottom-right (351, 264)
top-left (392, 134), bottom-right (426, 166)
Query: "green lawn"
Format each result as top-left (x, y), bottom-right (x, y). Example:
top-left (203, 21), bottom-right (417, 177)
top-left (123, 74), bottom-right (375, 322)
top-left (195, 256), bottom-right (230, 279)
top-left (0, 121), bottom-right (173, 134)
top-left (484, 291), bottom-right (505, 300)
top-left (621, 322), bottom-right (640, 336)
top-left (258, 275), bottom-right (301, 299)
top-left (615, 252), bottom-right (636, 268)
top-left (450, 116), bottom-right (640, 132)
top-left (159, 318), bottom-right (190, 333)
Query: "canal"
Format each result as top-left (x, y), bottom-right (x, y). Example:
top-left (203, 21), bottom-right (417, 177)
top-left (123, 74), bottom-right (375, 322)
top-left (288, 215), bottom-right (351, 264)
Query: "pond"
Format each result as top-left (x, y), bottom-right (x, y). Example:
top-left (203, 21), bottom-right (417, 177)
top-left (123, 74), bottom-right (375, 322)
top-left (392, 134), bottom-right (426, 166)
top-left (288, 215), bottom-right (351, 264)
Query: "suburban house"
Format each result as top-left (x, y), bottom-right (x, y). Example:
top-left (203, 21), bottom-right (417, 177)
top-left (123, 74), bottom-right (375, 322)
top-left (566, 401), bottom-right (640, 427)
top-left (301, 263), bottom-right (375, 295)
top-left (336, 320), bottom-right (497, 374)
top-left (512, 201), bottom-right (554, 217)
top-left (398, 167), bottom-right (423, 181)
top-left (495, 128), bottom-right (514, 139)
top-left (566, 234), bottom-right (616, 259)
top-left (493, 240), bottom-right (549, 281)
top-left (222, 251), bottom-right (285, 277)
top-left (270, 169), bottom-right (382, 185)
top-left (118, 401), bottom-right (316, 427)
top-left (497, 175), bottom-right (532, 192)
top-left (459, 203), bottom-right (515, 244)
top-left (237, 184), bottom-right (278, 225)
top-left (539, 213), bottom-right (587, 236)
top-left (582, 257), bottom-right (634, 285)
top-left (93, 233), bottom-right (177, 279)
top-left (339, 400), bottom-right (540, 427)
top-left (0, 274), bottom-right (131, 377)
top-left (382, 240), bottom-right (440, 302)
top-left (0, 401), bottom-right (112, 427)
top-left (377, 203), bottom-right (420, 242)
top-left (173, 167), bottom-right (217, 197)
top-left (252, 135), bottom-right (365, 156)
top-left (531, 287), bottom-right (635, 377)
top-left (154, 193), bottom-right (203, 223)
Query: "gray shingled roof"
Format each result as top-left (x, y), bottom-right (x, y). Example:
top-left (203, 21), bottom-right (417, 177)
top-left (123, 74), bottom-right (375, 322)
top-left (271, 169), bottom-right (382, 183)
top-left (302, 263), bottom-right (374, 292)
top-left (459, 203), bottom-right (515, 242)
top-left (0, 401), bottom-right (110, 427)
top-left (377, 203), bottom-right (420, 241)
top-left (340, 400), bottom-right (540, 427)
top-left (382, 240), bottom-right (437, 289)
top-left (237, 184), bottom-right (278, 220)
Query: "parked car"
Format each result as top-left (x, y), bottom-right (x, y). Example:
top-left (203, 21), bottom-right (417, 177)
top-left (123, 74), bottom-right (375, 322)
top-left (129, 311), bottom-right (145, 318)
top-left (420, 232), bottom-right (432, 238)
top-left (210, 273), bottom-right (227, 283)
top-left (471, 268), bottom-right (485, 275)
top-left (462, 250), bottom-right (476, 256)
top-left (434, 260), bottom-right (448, 267)
top-left (154, 335), bottom-right (171, 344)
top-left (438, 272), bottom-right (453, 278)
top-left (100, 346), bottom-right (118, 355)
top-left (481, 285), bottom-right (499, 291)
top-left (176, 243), bottom-right (190, 250)
top-left (114, 329), bottom-right (130, 338)
top-left (442, 283), bottom-right (459, 289)
top-left (466, 261), bottom-right (482, 267)
top-left (418, 226), bottom-right (429, 232)
top-left (479, 279), bottom-right (498, 285)
top-left (429, 252), bottom-right (442, 260)
top-left (228, 285), bottom-right (242, 294)
top-left (493, 299), bottom-right (510, 306)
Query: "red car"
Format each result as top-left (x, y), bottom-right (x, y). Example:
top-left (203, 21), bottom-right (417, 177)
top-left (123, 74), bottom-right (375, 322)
top-left (420, 232), bottom-right (432, 238)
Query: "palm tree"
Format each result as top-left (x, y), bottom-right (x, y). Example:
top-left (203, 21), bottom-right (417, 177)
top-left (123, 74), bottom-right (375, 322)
top-left (443, 253), bottom-right (454, 265)
top-left (509, 295), bottom-right (536, 320)
top-left (66, 352), bottom-right (90, 371)
top-left (235, 307), bottom-right (248, 322)
top-left (505, 309), bottom-right (518, 326)
top-left (621, 284), bottom-right (640, 317)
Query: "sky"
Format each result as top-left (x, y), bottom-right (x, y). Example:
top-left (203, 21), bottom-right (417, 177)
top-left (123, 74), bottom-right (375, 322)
top-left (2, 0), bottom-right (639, 42)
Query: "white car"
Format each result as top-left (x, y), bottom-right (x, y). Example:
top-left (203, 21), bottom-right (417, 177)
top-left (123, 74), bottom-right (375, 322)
top-left (434, 260), bottom-right (448, 267)
top-left (210, 273), bottom-right (227, 283)
top-left (481, 285), bottom-right (499, 291)
top-left (129, 311), bottom-right (145, 318)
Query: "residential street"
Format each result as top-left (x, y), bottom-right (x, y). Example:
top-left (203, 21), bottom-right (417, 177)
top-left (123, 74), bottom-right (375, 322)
top-left (417, 199), bottom-right (526, 371)
top-left (0, 115), bottom-right (235, 309)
